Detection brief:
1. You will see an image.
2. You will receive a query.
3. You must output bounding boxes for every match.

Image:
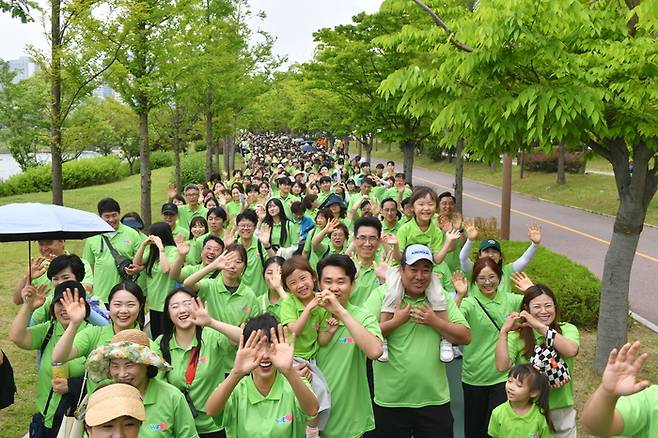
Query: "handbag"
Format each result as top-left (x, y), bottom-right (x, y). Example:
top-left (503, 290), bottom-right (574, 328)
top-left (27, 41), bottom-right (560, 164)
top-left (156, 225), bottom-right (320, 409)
top-left (530, 327), bottom-right (570, 388)
top-left (55, 371), bottom-right (87, 438)
top-left (101, 235), bottom-right (139, 282)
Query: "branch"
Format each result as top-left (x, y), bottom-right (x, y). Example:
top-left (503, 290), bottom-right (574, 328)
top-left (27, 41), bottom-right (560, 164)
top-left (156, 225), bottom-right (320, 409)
top-left (412, 0), bottom-right (473, 52)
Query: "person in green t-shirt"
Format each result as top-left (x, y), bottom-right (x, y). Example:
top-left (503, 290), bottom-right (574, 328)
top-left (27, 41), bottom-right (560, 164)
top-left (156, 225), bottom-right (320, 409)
top-left (263, 198), bottom-right (298, 251)
top-left (372, 244), bottom-right (471, 438)
top-left (495, 283), bottom-right (580, 438)
top-left (436, 191), bottom-right (466, 273)
top-left (453, 257), bottom-right (524, 438)
top-left (132, 222), bottom-right (178, 339)
top-left (170, 235), bottom-right (225, 284)
top-left (582, 341), bottom-right (656, 438)
top-left (83, 198), bottom-right (143, 304)
top-left (311, 219), bottom-right (349, 264)
top-left (204, 315), bottom-right (319, 438)
top-left (84, 383), bottom-right (145, 438)
top-left (349, 217), bottom-right (386, 307)
top-left (279, 256), bottom-right (332, 436)
top-left (179, 184), bottom-right (209, 232)
top-left (85, 329), bottom-right (199, 438)
top-left (259, 256), bottom-right (288, 316)
top-left (161, 202), bottom-right (189, 241)
top-left (9, 281), bottom-right (90, 434)
top-left (156, 287), bottom-right (243, 437)
top-left (315, 254), bottom-right (384, 438)
top-left (488, 364), bottom-right (555, 438)
top-left (189, 207), bottom-right (227, 264)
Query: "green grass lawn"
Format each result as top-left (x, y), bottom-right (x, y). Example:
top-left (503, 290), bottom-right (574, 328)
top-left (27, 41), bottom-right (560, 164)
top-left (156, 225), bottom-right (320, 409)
top-left (1, 164), bottom-right (656, 437)
top-left (367, 146), bottom-right (658, 226)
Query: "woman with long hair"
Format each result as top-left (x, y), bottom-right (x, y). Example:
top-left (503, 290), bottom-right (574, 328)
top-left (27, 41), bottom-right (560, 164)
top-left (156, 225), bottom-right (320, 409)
top-left (495, 283), bottom-right (580, 438)
top-left (263, 198), bottom-right (296, 252)
top-left (156, 287), bottom-right (241, 438)
top-left (133, 221), bottom-right (178, 338)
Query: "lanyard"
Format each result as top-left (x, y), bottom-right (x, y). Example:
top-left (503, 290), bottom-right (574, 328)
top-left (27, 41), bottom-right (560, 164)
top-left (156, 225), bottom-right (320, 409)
top-left (185, 347), bottom-right (199, 387)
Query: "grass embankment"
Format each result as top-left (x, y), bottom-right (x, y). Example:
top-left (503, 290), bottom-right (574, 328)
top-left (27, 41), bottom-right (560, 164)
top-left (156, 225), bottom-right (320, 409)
top-left (0, 165), bottom-right (656, 438)
top-left (368, 147), bottom-right (658, 226)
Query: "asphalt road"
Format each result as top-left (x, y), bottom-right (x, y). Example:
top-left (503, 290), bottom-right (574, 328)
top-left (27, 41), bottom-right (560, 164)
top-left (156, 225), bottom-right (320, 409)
top-left (376, 160), bottom-right (658, 327)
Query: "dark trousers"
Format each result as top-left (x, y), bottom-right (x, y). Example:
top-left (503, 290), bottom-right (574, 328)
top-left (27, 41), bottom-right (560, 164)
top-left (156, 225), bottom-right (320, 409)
top-left (363, 359), bottom-right (376, 438)
top-left (375, 403), bottom-right (454, 438)
top-left (149, 310), bottom-right (164, 339)
top-left (462, 382), bottom-right (506, 438)
top-left (199, 431), bottom-right (226, 438)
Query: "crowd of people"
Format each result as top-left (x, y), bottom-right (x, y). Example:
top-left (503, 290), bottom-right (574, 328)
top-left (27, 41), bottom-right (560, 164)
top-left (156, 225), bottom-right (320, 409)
top-left (1, 133), bottom-right (655, 438)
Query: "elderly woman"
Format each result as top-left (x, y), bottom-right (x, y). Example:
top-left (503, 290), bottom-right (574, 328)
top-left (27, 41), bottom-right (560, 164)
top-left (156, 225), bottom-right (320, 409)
top-left (86, 329), bottom-right (198, 438)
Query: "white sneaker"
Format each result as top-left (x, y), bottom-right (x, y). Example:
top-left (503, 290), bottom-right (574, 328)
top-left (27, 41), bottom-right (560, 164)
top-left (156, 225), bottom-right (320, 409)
top-left (378, 340), bottom-right (389, 362)
top-left (440, 339), bottom-right (454, 362)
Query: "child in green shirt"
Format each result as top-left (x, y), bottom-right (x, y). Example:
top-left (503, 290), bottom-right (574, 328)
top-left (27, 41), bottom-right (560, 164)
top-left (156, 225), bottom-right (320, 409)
top-left (488, 364), bottom-right (554, 438)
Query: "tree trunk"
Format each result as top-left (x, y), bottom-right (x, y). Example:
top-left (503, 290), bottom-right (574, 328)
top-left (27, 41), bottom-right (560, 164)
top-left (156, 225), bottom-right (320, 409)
top-left (402, 140), bottom-right (415, 183)
top-left (50, 0), bottom-right (63, 205)
top-left (454, 139), bottom-right (464, 213)
top-left (205, 84), bottom-right (213, 182)
top-left (557, 143), bottom-right (566, 185)
top-left (594, 140), bottom-right (657, 372)
top-left (387, 142), bottom-right (392, 153)
top-left (172, 105), bottom-right (182, 189)
top-left (139, 109), bottom-right (151, 226)
top-left (224, 136), bottom-right (231, 176)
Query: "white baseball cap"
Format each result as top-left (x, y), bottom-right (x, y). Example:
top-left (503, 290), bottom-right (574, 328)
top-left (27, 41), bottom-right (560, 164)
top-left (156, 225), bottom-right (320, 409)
top-left (404, 244), bottom-right (433, 265)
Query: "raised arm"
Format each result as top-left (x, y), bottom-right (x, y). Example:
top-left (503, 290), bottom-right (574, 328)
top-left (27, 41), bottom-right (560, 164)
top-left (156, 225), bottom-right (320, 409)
top-left (51, 288), bottom-right (87, 362)
top-left (9, 284), bottom-right (47, 349)
top-left (460, 220), bottom-right (477, 274)
top-left (189, 298), bottom-right (241, 344)
top-left (169, 238), bottom-right (190, 282)
top-left (433, 228), bottom-right (461, 265)
top-left (510, 224), bottom-right (541, 272)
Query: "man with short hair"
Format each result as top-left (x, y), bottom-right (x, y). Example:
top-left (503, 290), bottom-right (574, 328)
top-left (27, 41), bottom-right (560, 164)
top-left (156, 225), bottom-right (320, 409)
top-left (273, 176), bottom-right (300, 219)
top-left (347, 177), bottom-right (374, 214)
top-left (315, 254), bottom-right (383, 438)
top-left (82, 198), bottom-right (142, 304)
top-left (170, 235), bottom-right (225, 283)
top-left (235, 209), bottom-right (268, 296)
top-left (317, 176), bottom-right (333, 207)
top-left (178, 183), bottom-right (208, 231)
top-left (383, 173), bottom-right (412, 203)
top-left (161, 202), bottom-right (188, 240)
top-left (350, 217), bottom-right (385, 306)
top-left (385, 160), bottom-right (396, 178)
top-left (372, 245), bottom-right (471, 438)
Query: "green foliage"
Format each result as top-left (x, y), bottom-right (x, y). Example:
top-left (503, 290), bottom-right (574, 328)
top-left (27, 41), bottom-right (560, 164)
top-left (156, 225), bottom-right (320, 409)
top-left (523, 151), bottom-right (585, 174)
top-left (150, 150), bottom-right (174, 169)
top-left (0, 0), bottom-right (37, 22)
top-left (502, 242), bottom-right (601, 329)
top-left (178, 152), bottom-right (206, 187)
top-left (0, 156), bottom-right (127, 197)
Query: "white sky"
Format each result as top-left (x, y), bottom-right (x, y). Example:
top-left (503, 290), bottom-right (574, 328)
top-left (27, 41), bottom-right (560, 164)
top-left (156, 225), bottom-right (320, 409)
top-left (0, 0), bottom-right (384, 65)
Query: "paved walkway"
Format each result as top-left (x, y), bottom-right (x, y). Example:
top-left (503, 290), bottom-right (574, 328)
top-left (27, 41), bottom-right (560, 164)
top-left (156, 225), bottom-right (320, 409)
top-left (375, 159), bottom-right (658, 327)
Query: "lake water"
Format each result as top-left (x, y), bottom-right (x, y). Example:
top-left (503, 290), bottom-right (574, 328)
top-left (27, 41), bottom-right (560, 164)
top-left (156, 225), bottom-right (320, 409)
top-left (0, 151), bottom-right (100, 181)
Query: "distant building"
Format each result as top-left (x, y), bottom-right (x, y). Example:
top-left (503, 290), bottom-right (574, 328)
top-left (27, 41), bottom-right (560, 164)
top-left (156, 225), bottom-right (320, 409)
top-left (93, 83), bottom-right (117, 99)
top-left (7, 56), bottom-right (40, 83)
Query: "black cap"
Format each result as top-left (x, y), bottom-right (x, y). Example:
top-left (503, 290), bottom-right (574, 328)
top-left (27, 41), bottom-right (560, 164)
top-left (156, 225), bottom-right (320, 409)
top-left (161, 203), bottom-right (178, 215)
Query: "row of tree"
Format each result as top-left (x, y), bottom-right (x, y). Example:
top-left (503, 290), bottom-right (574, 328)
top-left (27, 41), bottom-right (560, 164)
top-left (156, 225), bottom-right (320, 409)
top-left (239, 0), bottom-right (657, 373)
top-left (1, 0), bottom-right (280, 226)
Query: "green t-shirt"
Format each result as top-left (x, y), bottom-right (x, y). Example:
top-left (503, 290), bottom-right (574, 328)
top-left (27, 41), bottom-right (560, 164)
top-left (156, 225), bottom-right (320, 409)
top-left (222, 373), bottom-right (311, 438)
top-left (140, 377), bottom-right (200, 438)
top-left (141, 246), bottom-right (179, 312)
top-left (82, 224), bottom-right (142, 303)
top-left (373, 291), bottom-right (469, 408)
top-left (442, 231), bottom-right (462, 274)
top-left (242, 238), bottom-right (267, 297)
top-left (381, 220), bottom-right (401, 236)
top-left (272, 194), bottom-right (301, 219)
top-left (198, 275), bottom-right (259, 369)
top-left (279, 294), bottom-right (329, 360)
top-left (178, 205), bottom-right (208, 232)
top-left (29, 321), bottom-right (87, 428)
top-left (350, 262), bottom-right (381, 307)
top-left (156, 328), bottom-right (230, 433)
top-left (616, 385), bottom-right (658, 438)
top-left (362, 284), bottom-right (387, 319)
top-left (225, 201), bottom-right (243, 222)
top-left (467, 263), bottom-right (515, 298)
top-left (488, 401), bottom-right (553, 438)
top-left (190, 231), bottom-right (224, 265)
top-left (507, 322), bottom-right (580, 409)
top-left (316, 304), bottom-right (382, 438)
top-left (172, 224), bottom-right (189, 241)
top-left (396, 218), bottom-right (444, 254)
top-left (460, 292), bottom-right (523, 386)
top-left (258, 293), bottom-right (283, 318)
top-left (269, 221), bottom-right (299, 248)
top-left (181, 264), bottom-right (218, 282)
top-left (383, 186), bottom-right (412, 203)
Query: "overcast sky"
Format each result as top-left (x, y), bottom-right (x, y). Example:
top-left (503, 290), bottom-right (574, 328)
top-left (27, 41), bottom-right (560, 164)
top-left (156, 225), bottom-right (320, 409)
top-left (0, 0), bottom-right (384, 65)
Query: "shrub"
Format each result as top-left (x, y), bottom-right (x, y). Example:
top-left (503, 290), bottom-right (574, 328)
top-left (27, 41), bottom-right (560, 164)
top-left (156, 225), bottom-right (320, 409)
top-left (151, 150), bottom-right (174, 169)
top-left (193, 141), bottom-right (206, 152)
top-left (522, 150), bottom-right (585, 173)
top-left (177, 152), bottom-right (206, 188)
top-left (461, 240), bottom-right (601, 328)
top-left (0, 156), bottom-right (127, 197)
top-left (426, 144), bottom-right (448, 162)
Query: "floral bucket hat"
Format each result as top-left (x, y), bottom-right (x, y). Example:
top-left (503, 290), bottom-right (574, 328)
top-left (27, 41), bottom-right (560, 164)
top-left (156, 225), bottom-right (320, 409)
top-left (85, 329), bottom-right (171, 383)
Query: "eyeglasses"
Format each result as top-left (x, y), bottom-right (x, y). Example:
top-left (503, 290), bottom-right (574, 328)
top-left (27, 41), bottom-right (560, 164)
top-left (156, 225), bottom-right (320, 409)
top-left (476, 276), bottom-right (499, 284)
top-left (356, 236), bottom-right (378, 243)
top-left (238, 223), bottom-right (254, 229)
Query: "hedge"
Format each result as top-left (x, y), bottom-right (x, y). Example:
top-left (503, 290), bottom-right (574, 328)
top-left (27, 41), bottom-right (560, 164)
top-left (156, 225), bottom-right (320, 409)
top-left (151, 151), bottom-right (174, 169)
top-left (177, 152), bottom-right (206, 187)
top-left (522, 151), bottom-right (585, 173)
top-left (0, 155), bottom-right (127, 197)
top-left (491, 241), bottom-right (600, 328)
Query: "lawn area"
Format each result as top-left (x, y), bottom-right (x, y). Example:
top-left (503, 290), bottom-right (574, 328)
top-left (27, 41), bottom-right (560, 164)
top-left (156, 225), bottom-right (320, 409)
top-left (0, 164), bottom-right (656, 438)
top-left (368, 146), bottom-right (658, 226)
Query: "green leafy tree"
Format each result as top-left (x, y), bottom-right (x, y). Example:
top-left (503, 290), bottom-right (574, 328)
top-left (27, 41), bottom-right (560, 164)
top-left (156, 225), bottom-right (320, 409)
top-left (379, 0), bottom-right (658, 371)
top-left (0, 0), bottom-right (37, 22)
top-left (0, 66), bottom-right (49, 170)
